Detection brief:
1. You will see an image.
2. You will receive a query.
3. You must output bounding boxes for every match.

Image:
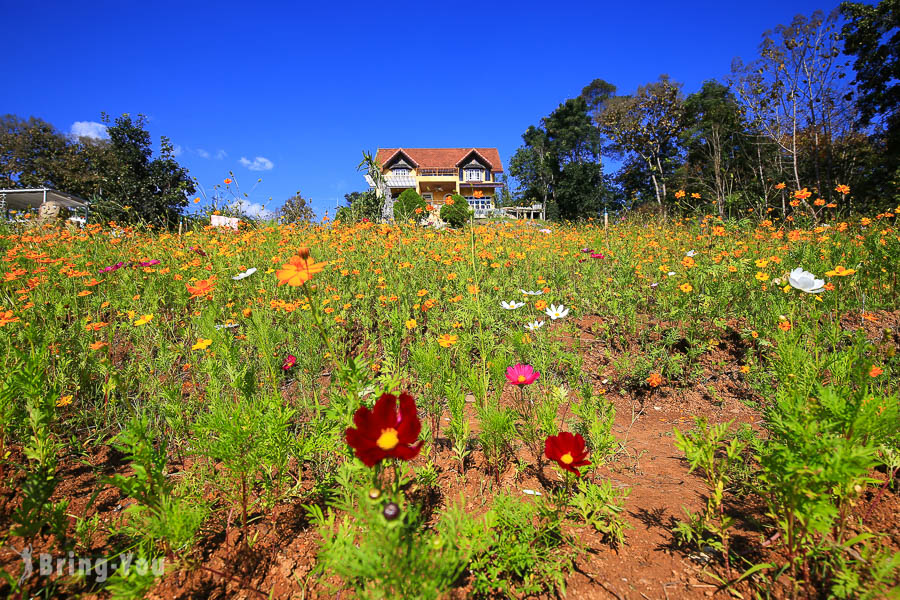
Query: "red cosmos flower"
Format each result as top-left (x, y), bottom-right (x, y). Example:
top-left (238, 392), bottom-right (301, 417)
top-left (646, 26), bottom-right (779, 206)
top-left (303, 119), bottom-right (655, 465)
top-left (345, 392), bottom-right (423, 467)
top-left (545, 431), bottom-right (591, 476)
top-left (282, 354), bottom-right (297, 370)
top-left (506, 363), bottom-right (540, 386)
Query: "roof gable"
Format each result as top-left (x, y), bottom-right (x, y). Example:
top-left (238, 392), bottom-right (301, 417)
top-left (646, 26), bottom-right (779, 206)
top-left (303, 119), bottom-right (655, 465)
top-left (380, 148), bottom-right (419, 169)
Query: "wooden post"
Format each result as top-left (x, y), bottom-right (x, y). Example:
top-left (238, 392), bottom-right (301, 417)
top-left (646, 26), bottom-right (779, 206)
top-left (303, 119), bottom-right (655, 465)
top-left (178, 218), bottom-right (182, 236)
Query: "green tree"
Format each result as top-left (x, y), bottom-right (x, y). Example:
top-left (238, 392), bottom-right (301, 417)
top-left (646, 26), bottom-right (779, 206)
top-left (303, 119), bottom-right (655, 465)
top-left (439, 194), bottom-right (472, 228)
top-left (393, 189), bottom-right (426, 223)
top-left (509, 95), bottom-right (608, 220)
top-left (1, 113), bottom-right (194, 227)
top-left (594, 75), bottom-right (685, 208)
top-left (841, 0), bottom-right (900, 150)
top-left (279, 192), bottom-right (315, 224)
top-left (89, 113), bottom-right (193, 227)
top-left (679, 81), bottom-right (757, 217)
top-left (0, 115), bottom-right (69, 189)
top-left (731, 11), bottom-right (852, 207)
top-left (337, 190), bottom-right (382, 222)
top-left (509, 126), bottom-right (553, 213)
top-left (841, 0), bottom-right (900, 206)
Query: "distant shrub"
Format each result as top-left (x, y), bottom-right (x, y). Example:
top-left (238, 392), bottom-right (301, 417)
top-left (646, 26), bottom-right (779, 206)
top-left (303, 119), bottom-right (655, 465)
top-left (393, 189), bottom-right (426, 223)
top-left (440, 195), bottom-right (472, 228)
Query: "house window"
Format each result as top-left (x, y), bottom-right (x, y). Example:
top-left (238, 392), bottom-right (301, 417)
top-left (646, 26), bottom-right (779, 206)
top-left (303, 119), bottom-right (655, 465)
top-left (422, 193), bottom-right (433, 203)
top-left (464, 168), bottom-right (483, 182)
top-left (392, 167), bottom-right (410, 176)
top-left (465, 196), bottom-right (493, 215)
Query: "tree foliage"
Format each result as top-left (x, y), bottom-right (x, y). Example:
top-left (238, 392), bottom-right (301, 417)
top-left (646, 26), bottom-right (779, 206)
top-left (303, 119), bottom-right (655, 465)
top-left (439, 194), bottom-right (471, 228)
top-left (336, 190), bottom-right (382, 223)
top-left (0, 113), bottom-right (194, 227)
top-left (509, 94), bottom-right (614, 220)
top-left (279, 192), bottom-right (316, 224)
top-left (594, 75), bottom-right (685, 208)
top-left (841, 0), bottom-right (900, 205)
top-left (393, 189), bottom-right (426, 223)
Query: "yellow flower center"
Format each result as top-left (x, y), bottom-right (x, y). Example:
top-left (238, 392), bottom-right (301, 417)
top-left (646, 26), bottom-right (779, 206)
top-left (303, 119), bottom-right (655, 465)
top-left (517, 375), bottom-right (526, 383)
top-left (560, 452), bottom-right (574, 465)
top-left (376, 428), bottom-right (400, 450)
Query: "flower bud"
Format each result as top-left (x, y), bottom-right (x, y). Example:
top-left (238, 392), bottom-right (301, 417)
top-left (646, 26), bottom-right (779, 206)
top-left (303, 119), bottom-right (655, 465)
top-left (368, 488), bottom-right (381, 500)
top-left (382, 502), bottom-right (400, 521)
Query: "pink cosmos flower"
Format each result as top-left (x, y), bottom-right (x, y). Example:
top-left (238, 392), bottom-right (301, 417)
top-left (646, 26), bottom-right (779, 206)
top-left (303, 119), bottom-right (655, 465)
top-left (506, 363), bottom-right (540, 386)
top-left (282, 354), bottom-right (297, 370)
top-left (590, 253), bottom-right (604, 259)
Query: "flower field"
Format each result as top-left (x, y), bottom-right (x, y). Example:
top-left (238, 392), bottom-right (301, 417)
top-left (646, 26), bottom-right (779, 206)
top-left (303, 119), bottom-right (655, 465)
top-left (1, 213), bottom-right (899, 599)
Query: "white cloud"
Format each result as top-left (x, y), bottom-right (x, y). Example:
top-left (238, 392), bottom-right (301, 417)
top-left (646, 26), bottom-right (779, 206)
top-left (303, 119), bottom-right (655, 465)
top-left (70, 121), bottom-right (108, 140)
top-left (215, 149), bottom-right (227, 160)
top-left (196, 148), bottom-right (211, 159)
top-left (239, 156), bottom-right (274, 171)
top-left (230, 199), bottom-right (273, 219)
top-left (172, 144), bottom-right (183, 157)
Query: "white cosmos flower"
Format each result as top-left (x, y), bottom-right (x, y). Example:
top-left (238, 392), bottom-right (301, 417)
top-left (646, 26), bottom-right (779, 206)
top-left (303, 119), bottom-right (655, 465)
top-left (686, 250), bottom-right (697, 257)
top-left (539, 228), bottom-right (551, 234)
top-left (214, 322), bottom-right (240, 330)
top-left (544, 304), bottom-right (570, 320)
top-left (668, 271), bottom-right (676, 276)
top-left (232, 267), bottom-right (257, 281)
top-left (788, 267), bottom-right (826, 293)
top-left (520, 289), bottom-right (543, 296)
top-left (525, 320), bottom-right (546, 331)
top-left (501, 300), bottom-right (526, 310)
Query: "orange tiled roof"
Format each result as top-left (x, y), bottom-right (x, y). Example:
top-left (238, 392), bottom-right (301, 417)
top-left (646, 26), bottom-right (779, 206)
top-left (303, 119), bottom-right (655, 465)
top-left (376, 148), bottom-right (503, 172)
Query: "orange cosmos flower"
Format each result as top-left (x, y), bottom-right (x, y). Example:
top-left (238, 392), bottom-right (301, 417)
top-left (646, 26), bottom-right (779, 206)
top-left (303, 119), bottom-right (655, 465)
top-left (793, 188), bottom-right (812, 200)
top-left (186, 277), bottom-right (217, 298)
top-left (835, 184), bottom-right (850, 194)
top-left (275, 250), bottom-right (327, 287)
top-left (679, 283), bottom-right (693, 293)
top-left (437, 333), bottom-right (458, 348)
top-left (90, 341), bottom-right (108, 350)
top-left (647, 373), bottom-right (663, 387)
top-left (0, 310), bottom-right (20, 327)
top-left (224, 178), bottom-right (232, 184)
top-left (869, 366), bottom-right (884, 378)
top-left (825, 265), bottom-right (856, 277)
top-left (778, 320), bottom-right (792, 332)
top-left (775, 182), bottom-right (786, 190)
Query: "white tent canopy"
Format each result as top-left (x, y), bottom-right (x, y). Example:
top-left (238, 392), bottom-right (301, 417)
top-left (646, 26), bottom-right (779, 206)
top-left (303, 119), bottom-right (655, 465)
top-left (0, 188), bottom-right (88, 212)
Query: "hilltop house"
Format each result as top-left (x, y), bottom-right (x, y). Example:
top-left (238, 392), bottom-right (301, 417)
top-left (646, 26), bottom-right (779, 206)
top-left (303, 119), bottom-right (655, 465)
top-left (366, 148), bottom-right (504, 220)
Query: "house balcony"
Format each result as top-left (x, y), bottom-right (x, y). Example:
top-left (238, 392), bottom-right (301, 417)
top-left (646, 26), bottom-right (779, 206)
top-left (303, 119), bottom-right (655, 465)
top-left (417, 168), bottom-right (458, 177)
top-left (383, 173), bottom-right (417, 188)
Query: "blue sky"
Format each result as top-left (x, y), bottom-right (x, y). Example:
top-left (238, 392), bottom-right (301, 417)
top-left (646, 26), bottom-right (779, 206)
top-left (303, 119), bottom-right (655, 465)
top-left (5, 0), bottom-right (837, 218)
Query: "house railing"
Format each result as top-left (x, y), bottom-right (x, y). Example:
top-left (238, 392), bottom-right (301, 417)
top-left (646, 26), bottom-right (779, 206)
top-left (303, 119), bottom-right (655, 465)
top-left (417, 168), bottom-right (458, 177)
